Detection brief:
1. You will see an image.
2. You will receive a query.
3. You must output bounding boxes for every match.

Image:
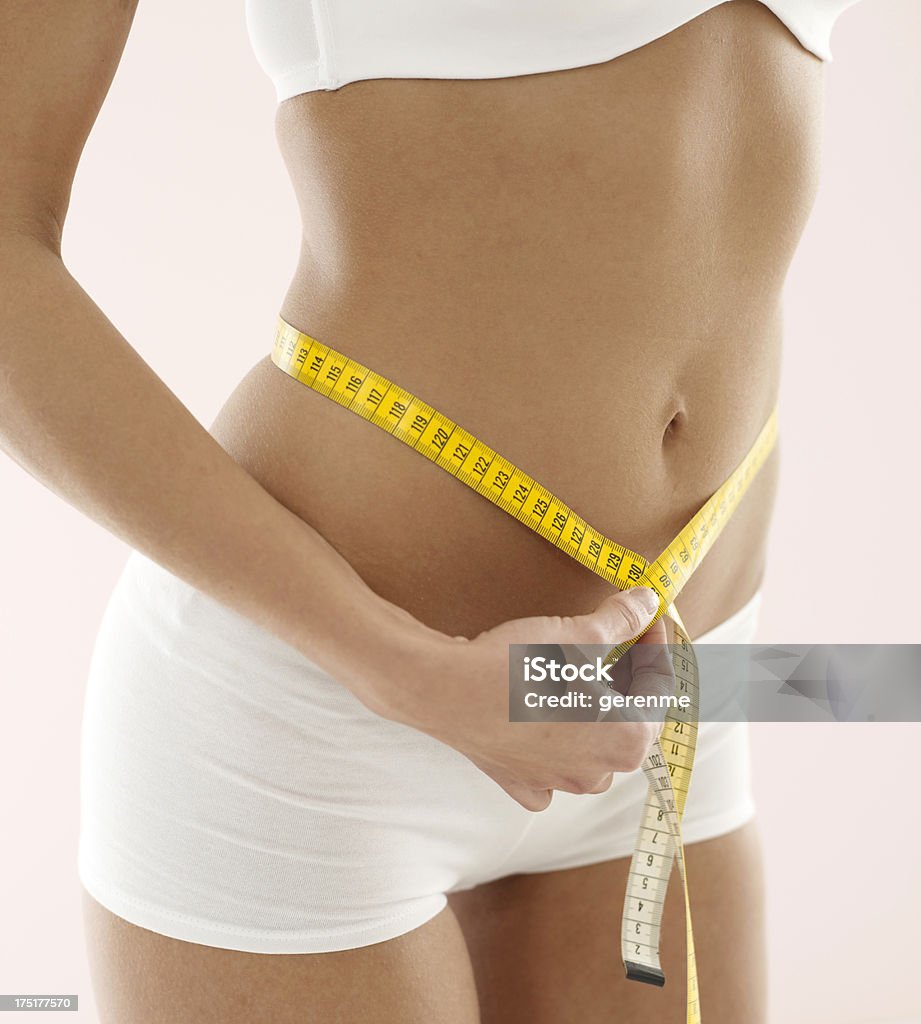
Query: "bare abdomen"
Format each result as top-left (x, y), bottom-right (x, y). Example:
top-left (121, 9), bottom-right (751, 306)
top-left (209, 1), bottom-right (821, 639)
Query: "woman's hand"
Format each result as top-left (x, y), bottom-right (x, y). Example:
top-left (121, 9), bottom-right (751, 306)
top-left (372, 586), bottom-right (674, 811)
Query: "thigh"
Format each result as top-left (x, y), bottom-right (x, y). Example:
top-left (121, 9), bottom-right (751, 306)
top-left (447, 820), bottom-right (766, 1024)
top-left (82, 890), bottom-right (481, 1024)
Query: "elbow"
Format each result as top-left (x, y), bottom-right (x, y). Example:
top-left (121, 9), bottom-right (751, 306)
top-left (0, 206), bottom-right (64, 261)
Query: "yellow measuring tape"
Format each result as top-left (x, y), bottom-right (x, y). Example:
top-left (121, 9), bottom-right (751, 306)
top-left (272, 315), bottom-right (778, 1023)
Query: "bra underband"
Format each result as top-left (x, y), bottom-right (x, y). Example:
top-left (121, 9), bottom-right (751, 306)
top-left (245, 0), bottom-right (861, 103)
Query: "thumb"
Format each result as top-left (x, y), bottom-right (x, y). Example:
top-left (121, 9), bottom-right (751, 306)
top-left (569, 586), bottom-right (661, 646)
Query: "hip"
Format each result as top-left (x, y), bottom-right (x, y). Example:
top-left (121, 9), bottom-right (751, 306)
top-left (206, 306), bottom-right (782, 639)
top-left (78, 549), bottom-right (761, 952)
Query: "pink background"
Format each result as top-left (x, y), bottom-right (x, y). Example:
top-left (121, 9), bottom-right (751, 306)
top-left (1, 1), bottom-right (919, 1020)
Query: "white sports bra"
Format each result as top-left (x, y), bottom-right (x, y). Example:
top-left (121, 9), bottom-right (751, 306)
top-left (245, 0), bottom-right (860, 103)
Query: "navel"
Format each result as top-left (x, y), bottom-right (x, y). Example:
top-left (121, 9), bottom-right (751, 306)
top-left (663, 408), bottom-right (686, 444)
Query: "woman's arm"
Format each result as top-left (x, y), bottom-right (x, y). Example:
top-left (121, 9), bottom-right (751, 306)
top-left (0, 0), bottom-right (428, 698)
top-left (0, 0), bottom-right (668, 810)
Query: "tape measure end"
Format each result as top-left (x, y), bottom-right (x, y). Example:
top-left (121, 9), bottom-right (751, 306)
top-left (624, 963), bottom-right (666, 988)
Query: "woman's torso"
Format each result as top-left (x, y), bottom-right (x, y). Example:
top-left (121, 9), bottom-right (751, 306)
top-left (210, 0), bottom-right (823, 639)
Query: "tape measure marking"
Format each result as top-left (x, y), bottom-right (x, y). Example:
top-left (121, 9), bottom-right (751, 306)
top-left (271, 314), bottom-right (778, 1024)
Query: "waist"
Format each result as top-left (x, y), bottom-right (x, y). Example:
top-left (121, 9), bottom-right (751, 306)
top-left (273, 0), bottom-right (823, 321)
top-left (208, 304), bottom-right (781, 639)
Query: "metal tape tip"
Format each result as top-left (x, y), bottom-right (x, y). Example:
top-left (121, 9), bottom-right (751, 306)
top-left (624, 963), bottom-right (666, 987)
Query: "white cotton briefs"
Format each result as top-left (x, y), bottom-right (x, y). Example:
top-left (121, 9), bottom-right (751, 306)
top-left (78, 550), bottom-right (762, 953)
top-left (244, 0), bottom-right (860, 102)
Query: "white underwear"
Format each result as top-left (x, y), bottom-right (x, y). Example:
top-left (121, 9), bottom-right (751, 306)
top-left (78, 550), bottom-right (761, 954)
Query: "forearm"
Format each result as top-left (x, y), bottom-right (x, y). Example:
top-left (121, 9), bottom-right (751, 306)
top-left (0, 233), bottom-right (436, 702)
